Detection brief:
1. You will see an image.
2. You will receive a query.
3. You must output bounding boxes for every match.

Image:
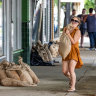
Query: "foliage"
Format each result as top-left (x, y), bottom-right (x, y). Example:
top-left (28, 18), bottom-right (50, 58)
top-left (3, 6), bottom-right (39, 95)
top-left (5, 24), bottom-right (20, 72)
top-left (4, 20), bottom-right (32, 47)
top-left (0, 2), bottom-right (2, 8)
top-left (0, 2), bottom-right (1, 4)
top-left (61, 2), bottom-right (66, 8)
top-left (84, 0), bottom-right (95, 13)
top-left (54, 0), bottom-right (58, 6)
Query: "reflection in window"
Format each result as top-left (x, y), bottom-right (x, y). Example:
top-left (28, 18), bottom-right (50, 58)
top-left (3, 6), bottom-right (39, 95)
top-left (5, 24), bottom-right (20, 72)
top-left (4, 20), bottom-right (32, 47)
top-left (32, 0), bottom-right (42, 43)
top-left (0, 0), bottom-right (3, 56)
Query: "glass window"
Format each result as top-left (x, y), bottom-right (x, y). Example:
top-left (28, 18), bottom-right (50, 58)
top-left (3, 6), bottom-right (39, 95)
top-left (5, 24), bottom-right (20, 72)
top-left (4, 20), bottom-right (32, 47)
top-left (12, 0), bottom-right (22, 51)
top-left (0, 0), bottom-right (3, 56)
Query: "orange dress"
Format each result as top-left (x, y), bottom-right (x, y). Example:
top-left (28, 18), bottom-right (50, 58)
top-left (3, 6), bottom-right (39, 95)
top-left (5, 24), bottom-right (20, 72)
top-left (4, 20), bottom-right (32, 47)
top-left (62, 27), bottom-right (83, 68)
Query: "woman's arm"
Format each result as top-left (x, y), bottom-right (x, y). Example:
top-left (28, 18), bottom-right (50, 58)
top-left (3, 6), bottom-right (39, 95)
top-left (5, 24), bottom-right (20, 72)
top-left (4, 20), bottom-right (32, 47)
top-left (66, 29), bottom-right (81, 45)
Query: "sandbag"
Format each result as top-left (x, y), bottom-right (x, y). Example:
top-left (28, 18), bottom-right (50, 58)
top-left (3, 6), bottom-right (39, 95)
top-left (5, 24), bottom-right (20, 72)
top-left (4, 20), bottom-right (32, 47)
top-left (17, 69), bottom-right (33, 85)
top-left (30, 49), bottom-right (52, 66)
top-left (1, 78), bottom-right (30, 87)
top-left (0, 60), bottom-right (10, 70)
top-left (0, 69), bottom-right (7, 80)
top-left (49, 44), bottom-right (59, 57)
top-left (39, 50), bottom-right (49, 62)
top-left (44, 44), bottom-right (53, 61)
top-left (18, 57), bottom-right (40, 84)
top-left (6, 70), bottom-right (20, 80)
top-left (27, 68), bottom-right (40, 84)
top-left (59, 23), bottom-right (72, 59)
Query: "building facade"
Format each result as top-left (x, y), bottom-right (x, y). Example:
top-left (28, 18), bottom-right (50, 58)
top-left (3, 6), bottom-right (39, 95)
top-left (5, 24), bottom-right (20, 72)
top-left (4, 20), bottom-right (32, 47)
top-left (0, 0), bottom-right (60, 65)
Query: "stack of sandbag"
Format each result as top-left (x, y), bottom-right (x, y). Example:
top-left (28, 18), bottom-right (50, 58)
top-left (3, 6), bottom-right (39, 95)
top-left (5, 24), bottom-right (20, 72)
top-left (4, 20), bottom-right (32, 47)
top-left (36, 41), bottom-right (53, 62)
top-left (31, 40), bottom-right (53, 66)
top-left (0, 58), bottom-right (40, 87)
top-left (58, 23), bottom-right (73, 59)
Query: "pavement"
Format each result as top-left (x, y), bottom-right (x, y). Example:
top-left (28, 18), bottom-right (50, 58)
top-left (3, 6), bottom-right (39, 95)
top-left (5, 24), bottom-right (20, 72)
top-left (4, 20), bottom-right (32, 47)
top-left (0, 49), bottom-right (96, 96)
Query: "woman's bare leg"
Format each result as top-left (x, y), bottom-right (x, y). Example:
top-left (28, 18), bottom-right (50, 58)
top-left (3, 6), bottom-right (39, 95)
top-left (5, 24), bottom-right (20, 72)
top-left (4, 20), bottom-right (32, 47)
top-left (68, 60), bottom-right (77, 90)
top-left (62, 60), bottom-right (70, 79)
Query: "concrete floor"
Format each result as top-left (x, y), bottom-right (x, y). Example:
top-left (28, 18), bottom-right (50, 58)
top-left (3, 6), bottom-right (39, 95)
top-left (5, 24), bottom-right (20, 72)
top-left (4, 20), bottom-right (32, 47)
top-left (0, 50), bottom-right (96, 96)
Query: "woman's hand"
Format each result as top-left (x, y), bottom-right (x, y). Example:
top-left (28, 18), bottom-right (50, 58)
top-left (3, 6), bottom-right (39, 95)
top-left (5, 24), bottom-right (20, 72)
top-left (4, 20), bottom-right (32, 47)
top-left (66, 29), bottom-right (70, 35)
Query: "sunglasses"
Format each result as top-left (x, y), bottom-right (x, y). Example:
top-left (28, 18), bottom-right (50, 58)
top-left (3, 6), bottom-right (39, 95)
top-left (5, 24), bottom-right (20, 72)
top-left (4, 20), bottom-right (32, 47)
top-left (71, 19), bottom-right (79, 23)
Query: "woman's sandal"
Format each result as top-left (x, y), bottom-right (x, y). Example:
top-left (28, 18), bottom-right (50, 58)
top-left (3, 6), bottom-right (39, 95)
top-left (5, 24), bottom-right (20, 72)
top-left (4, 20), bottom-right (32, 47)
top-left (67, 88), bottom-right (76, 92)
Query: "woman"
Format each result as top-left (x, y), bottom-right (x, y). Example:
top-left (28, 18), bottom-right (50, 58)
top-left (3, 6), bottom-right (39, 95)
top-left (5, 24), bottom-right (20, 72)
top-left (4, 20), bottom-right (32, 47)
top-left (62, 16), bottom-right (83, 92)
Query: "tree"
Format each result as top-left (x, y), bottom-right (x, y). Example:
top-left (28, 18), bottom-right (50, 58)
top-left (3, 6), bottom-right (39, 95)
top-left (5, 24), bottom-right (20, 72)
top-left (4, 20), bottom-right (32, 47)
top-left (54, 0), bottom-right (58, 6)
top-left (61, 2), bottom-right (66, 8)
top-left (84, 0), bottom-right (95, 13)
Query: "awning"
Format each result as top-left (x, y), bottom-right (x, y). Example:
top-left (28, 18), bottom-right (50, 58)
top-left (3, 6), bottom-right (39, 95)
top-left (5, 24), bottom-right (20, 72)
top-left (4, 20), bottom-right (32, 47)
top-left (60, 0), bottom-right (84, 3)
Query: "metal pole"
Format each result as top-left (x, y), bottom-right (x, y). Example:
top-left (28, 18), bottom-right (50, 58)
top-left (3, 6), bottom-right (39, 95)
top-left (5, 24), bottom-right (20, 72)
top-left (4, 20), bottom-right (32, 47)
top-left (47, 0), bottom-right (50, 42)
top-left (58, 0), bottom-right (60, 37)
top-left (42, 0), bottom-right (46, 44)
top-left (51, 0), bottom-right (54, 40)
top-left (64, 3), bottom-right (70, 27)
top-left (29, 0), bottom-right (33, 51)
top-left (7, 0), bottom-right (13, 62)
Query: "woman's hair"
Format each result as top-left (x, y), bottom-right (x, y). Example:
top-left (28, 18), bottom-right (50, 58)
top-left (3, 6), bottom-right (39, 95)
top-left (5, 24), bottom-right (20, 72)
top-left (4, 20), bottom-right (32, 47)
top-left (72, 16), bottom-right (81, 26)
